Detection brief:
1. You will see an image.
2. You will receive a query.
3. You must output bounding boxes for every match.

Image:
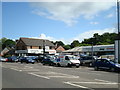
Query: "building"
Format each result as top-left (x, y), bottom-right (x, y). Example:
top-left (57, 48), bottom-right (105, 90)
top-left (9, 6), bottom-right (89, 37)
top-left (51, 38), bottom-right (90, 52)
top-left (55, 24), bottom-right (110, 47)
top-left (63, 44), bottom-right (114, 56)
top-left (15, 37), bottom-right (56, 56)
top-left (55, 46), bottom-right (65, 53)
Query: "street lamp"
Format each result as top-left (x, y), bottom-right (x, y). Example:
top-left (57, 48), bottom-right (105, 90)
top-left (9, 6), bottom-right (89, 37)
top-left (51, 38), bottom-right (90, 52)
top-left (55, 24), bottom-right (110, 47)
top-left (117, 0), bottom-right (120, 64)
top-left (43, 40), bottom-right (46, 56)
top-left (91, 42), bottom-right (94, 60)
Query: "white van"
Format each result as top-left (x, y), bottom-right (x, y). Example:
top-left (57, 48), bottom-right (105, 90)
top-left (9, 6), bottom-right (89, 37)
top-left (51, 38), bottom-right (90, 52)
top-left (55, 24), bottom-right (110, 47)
top-left (55, 55), bottom-right (80, 68)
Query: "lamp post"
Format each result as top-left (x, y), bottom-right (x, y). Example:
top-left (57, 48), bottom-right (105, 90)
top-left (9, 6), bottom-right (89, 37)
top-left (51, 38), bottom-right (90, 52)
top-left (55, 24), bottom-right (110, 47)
top-left (91, 42), bottom-right (94, 60)
top-left (43, 40), bottom-right (46, 56)
top-left (117, 0), bottom-right (120, 64)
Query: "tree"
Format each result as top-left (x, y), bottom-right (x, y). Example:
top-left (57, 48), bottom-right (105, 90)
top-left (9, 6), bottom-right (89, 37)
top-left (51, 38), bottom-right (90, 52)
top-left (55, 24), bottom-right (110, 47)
top-left (71, 40), bottom-right (80, 48)
top-left (0, 37), bottom-right (8, 51)
top-left (54, 41), bottom-right (65, 47)
top-left (81, 32), bottom-right (117, 45)
top-left (63, 45), bottom-right (71, 50)
top-left (2, 39), bottom-right (16, 49)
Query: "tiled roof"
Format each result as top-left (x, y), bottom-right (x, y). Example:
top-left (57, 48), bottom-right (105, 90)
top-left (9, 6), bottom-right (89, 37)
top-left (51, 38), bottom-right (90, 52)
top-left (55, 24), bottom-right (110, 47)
top-left (20, 37), bottom-right (54, 46)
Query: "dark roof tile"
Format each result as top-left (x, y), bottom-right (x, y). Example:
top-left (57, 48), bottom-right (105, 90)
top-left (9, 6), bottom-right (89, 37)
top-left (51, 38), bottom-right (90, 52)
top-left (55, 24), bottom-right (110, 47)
top-left (20, 37), bottom-right (54, 46)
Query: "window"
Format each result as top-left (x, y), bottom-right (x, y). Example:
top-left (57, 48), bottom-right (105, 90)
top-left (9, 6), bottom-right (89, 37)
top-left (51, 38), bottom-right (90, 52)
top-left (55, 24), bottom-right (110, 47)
top-left (65, 56), bottom-right (69, 60)
top-left (39, 46), bottom-right (42, 49)
top-left (50, 46), bottom-right (52, 49)
top-left (30, 46), bottom-right (32, 49)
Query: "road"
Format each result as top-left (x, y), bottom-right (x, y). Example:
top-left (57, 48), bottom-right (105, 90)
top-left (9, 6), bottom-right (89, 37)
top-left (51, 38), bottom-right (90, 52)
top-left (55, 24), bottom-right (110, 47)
top-left (0, 62), bottom-right (120, 90)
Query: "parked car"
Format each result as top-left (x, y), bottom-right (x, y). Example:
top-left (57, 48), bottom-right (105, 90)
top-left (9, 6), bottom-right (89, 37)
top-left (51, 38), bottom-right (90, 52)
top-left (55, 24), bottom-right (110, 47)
top-left (20, 57), bottom-right (35, 64)
top-left (0, 56), bottom-right (8, 62)
top-left (41, 55), bottom-right (55, 66)
top-left (79, 56), bottom-right (95, 66)
top-left (94, 58), bottom-right (120, 72)
top-left (27, 56), bottom-right (39, 63)
top-left (55, 55), bottom-right (80, 68)
top-left (7, 56), bottom-right (18, 62)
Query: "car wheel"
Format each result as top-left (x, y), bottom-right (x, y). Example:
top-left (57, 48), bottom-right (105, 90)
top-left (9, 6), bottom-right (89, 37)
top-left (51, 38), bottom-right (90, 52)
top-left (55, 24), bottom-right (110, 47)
top-left (110, 67), bottom-right (115, 72)
top-left (57, 63), bottom-right (61, 67)
top-left (32, 62), bottom-right (34, 64)
top-left (67, 63), bottom-right (72, 67)
top-left (94, 66), bottom-right (98, 71)
top-left (43, 63), bottom-right (45, 65)
top-left (76, 66), bottom-right (79, 68)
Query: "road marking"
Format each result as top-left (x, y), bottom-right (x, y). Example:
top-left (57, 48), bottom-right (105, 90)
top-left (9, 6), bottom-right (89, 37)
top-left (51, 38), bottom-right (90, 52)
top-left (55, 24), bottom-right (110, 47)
top-left (10, 68), bottom-right (22, 72)
top-left (48, 75), bottom-right (79, 78)
top-left (28, 73), bottom-right (50, 79)
top-left (64, 82), bottom-right (93, 90)
top-left (25, 66), bottom-right (33, 68)
top-left (69, 81), bottom-right (118, 85)
top-left (21, 69), bottom-right (39, 71)
top-left (95, 79), bottom-right (113, 83)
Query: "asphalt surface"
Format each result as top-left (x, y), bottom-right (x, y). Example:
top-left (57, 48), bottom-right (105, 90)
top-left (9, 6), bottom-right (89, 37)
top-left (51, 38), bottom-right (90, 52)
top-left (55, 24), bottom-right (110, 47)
top-left (1, 62), bottom-right (120, 90)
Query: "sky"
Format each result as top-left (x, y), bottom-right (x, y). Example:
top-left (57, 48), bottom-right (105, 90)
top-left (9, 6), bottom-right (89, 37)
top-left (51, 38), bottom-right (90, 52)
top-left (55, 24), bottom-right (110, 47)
top-left (2, 1), bottom-right (118, 44)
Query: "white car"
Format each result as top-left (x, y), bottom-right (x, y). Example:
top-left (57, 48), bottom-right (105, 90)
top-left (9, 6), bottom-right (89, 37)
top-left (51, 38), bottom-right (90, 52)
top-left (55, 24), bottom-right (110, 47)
top-left (0, 57), bottom-right (8, 62)
top-left (55, 55), bottom-right (80, 68)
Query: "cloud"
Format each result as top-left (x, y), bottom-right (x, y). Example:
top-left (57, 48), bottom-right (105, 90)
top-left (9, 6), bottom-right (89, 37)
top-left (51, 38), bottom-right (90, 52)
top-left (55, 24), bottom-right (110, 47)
top-left (73, 28), bottom-right (117, 42)
top-left (31, 2), bottom-right (115, 26)
top-left (30, 28), bottom-right (117, 45)
top-left (90, 21), bottom-right (99, 25)
top-left (106, 13), bottom-right (114, 18)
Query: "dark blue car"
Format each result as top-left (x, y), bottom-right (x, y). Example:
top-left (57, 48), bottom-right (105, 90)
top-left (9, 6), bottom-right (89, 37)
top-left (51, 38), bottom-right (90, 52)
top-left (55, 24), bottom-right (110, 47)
top-left (41, 56), bottom-right (56, 66)
top-left (7, 56), bottom-right (18, 62)
top-left (94, 58), bottom-right (120, 72)
top-left (20, 57), bottom-right (35, 64)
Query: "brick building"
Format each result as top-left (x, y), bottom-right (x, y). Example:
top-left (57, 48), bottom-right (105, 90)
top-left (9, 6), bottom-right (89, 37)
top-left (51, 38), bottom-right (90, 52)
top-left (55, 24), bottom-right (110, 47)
top-left (15, 37), bottom-right (56, 56)
top-left (55, 46), bottom-right (65, 53)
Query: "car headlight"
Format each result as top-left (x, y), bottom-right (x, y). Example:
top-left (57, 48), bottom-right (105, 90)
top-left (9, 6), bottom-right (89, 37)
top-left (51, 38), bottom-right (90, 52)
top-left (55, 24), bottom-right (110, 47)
top-left (115, 64), bottom-right (120, 68)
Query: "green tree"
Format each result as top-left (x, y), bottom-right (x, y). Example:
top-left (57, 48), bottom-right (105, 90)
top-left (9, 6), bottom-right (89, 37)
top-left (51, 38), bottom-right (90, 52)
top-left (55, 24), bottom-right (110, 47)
top-left (0, 37), bottom-right (8, 51)
top-left (63, 45), bottom-right (71, 50)
top-left (2, 39), bottom-right (16, 49)
top-left (54, 41), bottom-right (65, 47)
top-left (71, 40), bottom-right (80, 48)
top-left (81, 32), bottom-right (117, 45)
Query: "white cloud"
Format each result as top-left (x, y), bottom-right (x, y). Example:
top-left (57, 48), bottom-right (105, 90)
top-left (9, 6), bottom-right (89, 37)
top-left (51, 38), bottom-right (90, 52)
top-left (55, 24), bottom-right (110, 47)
top-left (73, 28), bottom-right (117, 42)
top-left (30, 28), bottom-right (117, 44)
top-left (90, 21), bottom-right (99, 25)
top-left (31, 2), bottom-right (115, 26)
top-left (106, 13), bottom-right (114, 18)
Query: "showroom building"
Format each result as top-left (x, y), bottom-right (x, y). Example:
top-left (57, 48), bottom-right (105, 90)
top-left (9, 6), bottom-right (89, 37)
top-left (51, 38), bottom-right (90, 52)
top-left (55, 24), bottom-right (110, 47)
top-left (63, 44), bottom-right (114, 56)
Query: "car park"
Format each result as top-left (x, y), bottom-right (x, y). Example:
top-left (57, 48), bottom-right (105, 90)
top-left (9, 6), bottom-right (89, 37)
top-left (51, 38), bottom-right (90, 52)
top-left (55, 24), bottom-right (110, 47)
top-left (27, 56), bottom-right (39, 63)
top-left (0, 56), bottom-right (8, 62)
top-left (41, 55), bottom-right (55, 66)
top-left (20, 57), bottom-right (35, 64)
top-left (79, 56), bottom-right (95, 66)
top-left (7, 56), bottom-right (18, 62)
top-left (94, 58), bottom-right (120, 72)
top-left (55, 55), bottom-right (80, 68)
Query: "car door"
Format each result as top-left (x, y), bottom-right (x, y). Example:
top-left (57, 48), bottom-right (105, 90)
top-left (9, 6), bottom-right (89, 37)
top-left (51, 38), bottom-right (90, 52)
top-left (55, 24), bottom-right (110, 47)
top-left (63, 56), bottom-right (70, 66)
top-left (103, 60), bottom-right (111, 69)
top-left (97, 59), bottom-right (105, 69)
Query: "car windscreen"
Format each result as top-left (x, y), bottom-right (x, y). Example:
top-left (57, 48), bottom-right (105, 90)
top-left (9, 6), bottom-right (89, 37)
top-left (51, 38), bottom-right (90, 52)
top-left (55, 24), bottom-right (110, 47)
top-left (68, 56), bottom-right (78, 60)
top-left (81, 57), bottom-right (92, 60)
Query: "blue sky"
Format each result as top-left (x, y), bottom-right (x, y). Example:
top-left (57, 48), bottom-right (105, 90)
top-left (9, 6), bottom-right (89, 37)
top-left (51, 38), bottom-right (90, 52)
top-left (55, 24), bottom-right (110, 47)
top-left (2, 2), bottom-right (117, 44)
